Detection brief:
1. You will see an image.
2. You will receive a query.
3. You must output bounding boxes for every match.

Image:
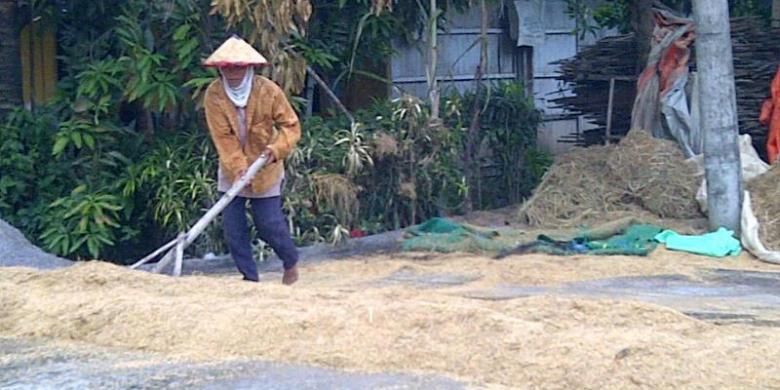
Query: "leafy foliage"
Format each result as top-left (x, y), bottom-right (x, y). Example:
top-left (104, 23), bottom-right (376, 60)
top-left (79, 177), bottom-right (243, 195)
top-left (40, 186), bottom-right (123, 259)
top-left (280, 95), bottom-right (467, 242)
top-left (569, 0), bottom-right (773, 35)
top-left (0, 0), bottom-right (225, 260)
top-left (2, 0), bottom-right (549, 264)
top-left (445, 81), bottom-right (546, 209)
top-left (210, 0), bottom-right (313, 94)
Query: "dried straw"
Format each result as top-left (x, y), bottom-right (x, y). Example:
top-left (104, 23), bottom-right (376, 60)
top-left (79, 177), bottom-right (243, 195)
top-left (519, 131), bottom-right (704, 227)
top-left (746, 164), bottom-right (780, 251)
top-left (310, 173), bottom-right (360, 224)
top-left (371, 132), bottom-right (400, 159)
top-left (517, 145), bottom-right (636, 227)
top-left (607, 129), bottom-right (703, 219)
top-left (2, 259), bottom-right (780, 389)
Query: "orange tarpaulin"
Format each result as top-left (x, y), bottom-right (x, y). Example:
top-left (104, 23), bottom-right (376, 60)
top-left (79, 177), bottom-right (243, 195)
top-left (759, 66), bottom-right (780, 164)
top-left (636, 11), bottom-right (695, 100)
top-left (631, 8), bottom-right (700, 158)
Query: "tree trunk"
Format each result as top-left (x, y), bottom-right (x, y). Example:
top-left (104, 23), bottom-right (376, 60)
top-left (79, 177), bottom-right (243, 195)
top-left (773, 0), bottom-right (780, 28)
top-left (0, 0), bottom-right (23, 119)
top-left (631, 0), bottom-right (655, 73)
top-left (692, 0), bottom-right (743, 233)
top-left (427, 0), bottom-right (440, 120)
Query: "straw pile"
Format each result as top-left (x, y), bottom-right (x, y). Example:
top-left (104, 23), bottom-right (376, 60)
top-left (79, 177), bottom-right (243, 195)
top-left (517, 144), bottom-right (637, 227)
top-left (607, 130), bottom-right (701, 218)
top-left (747, 164), bottom-right (780, 251)
top-left (519, 131), bottom-right (703, 227)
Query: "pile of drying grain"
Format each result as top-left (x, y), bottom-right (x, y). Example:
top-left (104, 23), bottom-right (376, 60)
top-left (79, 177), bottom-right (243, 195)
top-left (747, 164), bottom-right (780, 251)
top-left (519, 129), bottom-right (703, 227)
top-left (607, 130), bottom-right (701, 218)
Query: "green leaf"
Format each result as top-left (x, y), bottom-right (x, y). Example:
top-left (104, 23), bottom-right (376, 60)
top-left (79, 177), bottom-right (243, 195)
top-left (78, 216), bottom-right (89, 232)
top-left (101, 203), bottom-right (123, 212)
top-left (52, 137), bottom-right (69, 156)
top-left (72, 97), bottom-right (91, 113)
top-left (83, 133), bottom-right (96, 149)
top-left (72, 132), bottom-right (83, 149)
top-left (64, 201), bottom-right (88, 219)
top-left (49, 198), bottom-right (66, 208)
top-left (173, 24), bottom-right (191, 41)
top-left (39, 227), bottom-right (59, 240)
top-left (73, 235), bottom-right (88, 249)
top-left (59, 238), bottom-right (69, 256)
top-left (107, 151), bottom-right (130, 164)
top-left (96, 234), bottom-right (114, 245)
top-left (86, 237), bottom-right (99, 258)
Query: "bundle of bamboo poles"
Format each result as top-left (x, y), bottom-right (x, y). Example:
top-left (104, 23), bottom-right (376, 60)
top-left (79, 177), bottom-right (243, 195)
top-left (552, 17), bottom-right (779, 159)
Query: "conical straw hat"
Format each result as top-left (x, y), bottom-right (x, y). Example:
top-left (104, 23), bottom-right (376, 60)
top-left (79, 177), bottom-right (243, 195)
top-left (203, 35), bottom-right (268, 67)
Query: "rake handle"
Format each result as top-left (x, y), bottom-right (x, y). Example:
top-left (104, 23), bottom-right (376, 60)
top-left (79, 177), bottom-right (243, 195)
top-left (131, 152), bottom-right (271, 274)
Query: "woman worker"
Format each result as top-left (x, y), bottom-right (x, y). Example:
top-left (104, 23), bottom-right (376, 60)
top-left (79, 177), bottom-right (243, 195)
top-left (202, 35), bottom-right (301, 285)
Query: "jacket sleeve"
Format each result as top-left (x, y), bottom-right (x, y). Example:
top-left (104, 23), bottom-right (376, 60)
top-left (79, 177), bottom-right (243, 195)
top-left (204, 85), bottom-right (249, 178)
top-left (267, 84), bottom-right (301, 161)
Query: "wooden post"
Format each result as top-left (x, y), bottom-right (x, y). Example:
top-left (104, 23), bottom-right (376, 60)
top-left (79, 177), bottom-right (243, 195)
top-left (605, 77), bottom-right (616, 145)
top-left (132, 152), bottom-right (270, 275)
top-left (692, 0), bottom-right (743, 234)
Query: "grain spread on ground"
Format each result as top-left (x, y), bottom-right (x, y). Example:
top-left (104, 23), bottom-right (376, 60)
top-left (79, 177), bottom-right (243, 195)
top-left (3, 251), bottom-right (780, 389)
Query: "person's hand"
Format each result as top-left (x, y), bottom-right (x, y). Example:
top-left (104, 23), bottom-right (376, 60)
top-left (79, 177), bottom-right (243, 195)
top-left (264, 148), bottom-right (277, 164)
top-left (236, 168), bottom-right (250, 188)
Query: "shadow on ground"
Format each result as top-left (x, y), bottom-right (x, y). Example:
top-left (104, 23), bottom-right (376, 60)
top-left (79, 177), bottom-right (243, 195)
top-left (0, 338), bottom-right (463, 390)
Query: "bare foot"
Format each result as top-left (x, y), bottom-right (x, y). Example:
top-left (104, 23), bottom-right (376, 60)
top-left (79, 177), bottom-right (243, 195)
top-left (282, 266), bottom-right (298, 285)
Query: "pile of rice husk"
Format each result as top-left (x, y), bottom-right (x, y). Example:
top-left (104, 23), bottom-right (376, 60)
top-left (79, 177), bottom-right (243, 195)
top-left (519, 129), bottom-right (703, 227)
top-left (747, 163), bottom-right (780, 251)
top-left (3, 260), bottom-right (780, 389)
top-left (517, 145), bottom-right (638, 226)
top-left (607, 130), bottom-right (701, 218)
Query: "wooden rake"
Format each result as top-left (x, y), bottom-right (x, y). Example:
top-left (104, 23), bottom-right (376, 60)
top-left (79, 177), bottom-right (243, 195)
top-left (129, 153), bottom-right (271, 276)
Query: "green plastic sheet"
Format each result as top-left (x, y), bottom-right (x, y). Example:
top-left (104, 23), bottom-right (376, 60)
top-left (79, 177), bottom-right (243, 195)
top-left (654, 228), bottom-right (742, 257)
top-left (402, 217), bottom-right (664, 257)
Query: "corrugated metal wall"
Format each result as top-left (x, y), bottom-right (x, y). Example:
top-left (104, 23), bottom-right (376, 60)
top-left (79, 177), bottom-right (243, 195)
top-left (389, 5), bottom-right (517, 99)
top-left (389, 1), bottom-right (615, 155)
top-left (510, 0), bottom-right (614, 155)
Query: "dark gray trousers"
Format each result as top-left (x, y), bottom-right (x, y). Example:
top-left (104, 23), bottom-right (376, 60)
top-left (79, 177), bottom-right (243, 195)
top-left (222, 195), bottom-right (299, 281)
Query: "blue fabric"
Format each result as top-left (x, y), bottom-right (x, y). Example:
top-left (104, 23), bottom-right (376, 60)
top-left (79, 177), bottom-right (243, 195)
top-left (222, 195), bottom-right (299, 281)
top-left (654, 227), bottom-right (742, 257)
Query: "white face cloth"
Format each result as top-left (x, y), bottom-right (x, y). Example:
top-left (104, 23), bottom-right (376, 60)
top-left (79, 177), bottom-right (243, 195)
top-left (220, 67), bottom-right (254, 108)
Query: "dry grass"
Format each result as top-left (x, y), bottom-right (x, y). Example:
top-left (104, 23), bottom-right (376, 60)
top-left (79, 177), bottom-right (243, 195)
top-left (517, 145), bottom-right (636, 227)
top-left (399, 181), bottom-right (417, 200)
top-left (607, 130), bottom-right (702, 219)
top-left (747, 164), bottom-right (780, 251)
top-left (3, 252), bottom-right (780, 389)
top-left (518, 130), bottom-right (704, 227)
top-left (310, 173), bottom-right (360, 223)
top-left (371, 131), bottom-right (400, 159)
